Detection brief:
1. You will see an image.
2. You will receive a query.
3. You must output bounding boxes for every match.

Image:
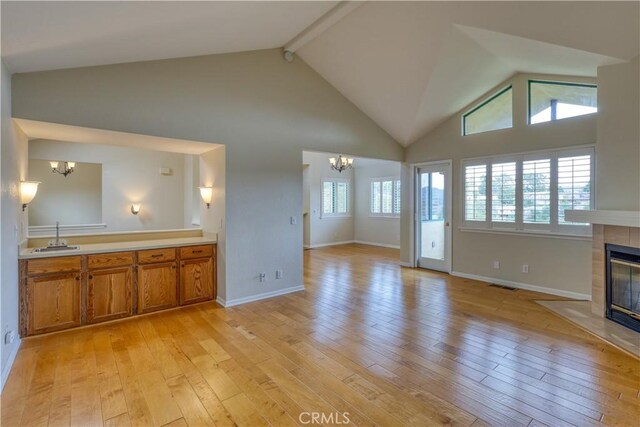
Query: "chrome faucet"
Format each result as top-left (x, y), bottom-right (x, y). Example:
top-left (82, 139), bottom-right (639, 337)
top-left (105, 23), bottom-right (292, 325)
top-left (47, 221), bottom-right (67, 248)
top-left (55, 221), bottom-right (61, 246)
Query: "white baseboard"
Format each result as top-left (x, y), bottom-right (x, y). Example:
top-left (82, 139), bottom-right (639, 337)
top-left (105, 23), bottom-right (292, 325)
top-left (307, 240), bottom-right (355, 249)
top-left (217, 285), bottom-right (305, 307)
top-left (353, 240), bottom-right (400, 249)
top-left (399, 261), bottom-right (414, 268)
top-left (1, 338), bottom-right (21, 392)
top-left (450, 271), bottom-right (592, 300)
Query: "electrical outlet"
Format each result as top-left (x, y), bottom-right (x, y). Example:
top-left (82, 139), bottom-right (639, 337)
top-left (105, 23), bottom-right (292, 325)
top-left (4, 330), bottom-right (16, 345)
top-left (276, 270), bottom-right (283, 279)
top-left (493, 261), bottom-right (500, 270)
top-left (259, 272), bottom-right (266, 282)
top-left (290, 216), bottom-right (297, 225)
top-left (522, 264), bottom-right (529, 274)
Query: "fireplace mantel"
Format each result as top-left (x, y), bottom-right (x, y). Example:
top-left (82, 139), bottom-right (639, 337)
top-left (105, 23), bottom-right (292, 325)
top-left (566, 210), bottom-right (640, 228)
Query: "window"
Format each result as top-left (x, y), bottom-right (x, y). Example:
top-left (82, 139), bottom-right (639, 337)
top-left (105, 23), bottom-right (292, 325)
top-left (462, 147), bottom-right (594, 235)
top-left (322, 178), bottom-right (350, 217)
top-left (529, 81), bottom-right (597, 125)
top-left (463, 86), bottom-right (513, 136)
top-left (421, 173), bottom-right (444, 221)
top-left (370, 177), bottom-right (400, 217)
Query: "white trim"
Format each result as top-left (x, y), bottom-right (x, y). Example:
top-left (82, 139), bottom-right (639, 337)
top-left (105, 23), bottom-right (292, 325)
top-left (28, 223), bottom-right (108, 236)
top-left (1, 338), bottom-right (21, 392)
top-left (306, 240), bottom-right (355, 249)
top-left (451, 271), bottom-right (591, 300)
top-left (458, 227), bottom-right (592, 241)
top-left (28, 227), bottom-right (202, 239)
top-left (353, 240), bottom-right (400, 249)
top-left (399, 262), bottom-right (413, 268)
top-left (320, 177), bottom-right (351, 218)
top-left (217, 285), bottom-right (305, 307)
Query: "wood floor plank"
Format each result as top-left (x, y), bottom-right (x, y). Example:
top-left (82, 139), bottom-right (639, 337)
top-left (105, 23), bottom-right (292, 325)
top-left (2, 244), bottom-right (639, 427)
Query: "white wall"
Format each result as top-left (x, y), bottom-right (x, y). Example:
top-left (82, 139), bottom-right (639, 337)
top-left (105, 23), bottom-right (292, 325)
top-left (183, 154), bottom-right (201, 228)
top-left (303, 151), bottom-right (355, 247)
top-left (404, 73), bottom-right (597, 298)
top-left (10, 48), bottom-right (404, 307)
top-left (354, 160), bottom-right (401, 248)
top-left (596, 56), bottom-right (640, 211)
top-left (29, 139), bottom-right (188, 233)
top-left (1, 60), bottom-right (28, 389)
top-left (28, 159), bottom-right (102, 226)
top-left (199, 146), bottom-right (226, 301)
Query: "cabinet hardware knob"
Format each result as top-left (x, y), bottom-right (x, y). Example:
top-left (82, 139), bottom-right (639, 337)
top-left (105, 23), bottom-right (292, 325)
top-left (76, 276), bottom-right (80, 281)
top-left (89, 275), bottom-right (93, 279)
top-left (172, 266), bottom-right (176, 270)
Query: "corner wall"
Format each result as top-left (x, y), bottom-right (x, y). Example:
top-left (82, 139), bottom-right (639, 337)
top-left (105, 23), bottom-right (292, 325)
top-left (404, 73), bottom-right (596, 298)
top-left (354, 161), bottom-right (401, 248)
top-left (303, 151), bottom-right (355, 247)
top-left (596, 56), bottom-right (640, 211)
top-left (1, 60), bottom-right (28, 389)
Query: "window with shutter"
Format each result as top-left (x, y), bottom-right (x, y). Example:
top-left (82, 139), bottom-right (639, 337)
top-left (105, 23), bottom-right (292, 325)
top-left (370, 177), bottom-right (400, 218)
top-left (462, 147), bottom-right (593, 236)
top-left (322, 178), bottom-right (350, 217)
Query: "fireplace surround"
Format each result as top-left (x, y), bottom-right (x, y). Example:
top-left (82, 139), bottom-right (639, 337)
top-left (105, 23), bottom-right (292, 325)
top-left (606, 243), bottom-right (640, 332)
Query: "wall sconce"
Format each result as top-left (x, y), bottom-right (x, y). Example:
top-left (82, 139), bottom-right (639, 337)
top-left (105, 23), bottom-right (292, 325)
top-left (131, 203), bottom-right (141, 215)
top-left (198, 186), bottom-right (213, 209)
top-left (20, 181), bottom-right (40, 211)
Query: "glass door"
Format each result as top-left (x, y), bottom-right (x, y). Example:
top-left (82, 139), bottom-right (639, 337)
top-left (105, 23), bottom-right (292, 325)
top-left (416, 163), bottom-right (451, 272)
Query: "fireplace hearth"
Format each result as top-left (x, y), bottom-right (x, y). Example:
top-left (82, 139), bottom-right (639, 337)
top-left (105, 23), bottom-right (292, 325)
top-left (606, 243), bottom-right (640, 332)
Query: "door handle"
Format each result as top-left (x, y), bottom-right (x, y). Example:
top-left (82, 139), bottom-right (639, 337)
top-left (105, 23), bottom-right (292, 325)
top-left (445, 222), bottom-right (450, 227)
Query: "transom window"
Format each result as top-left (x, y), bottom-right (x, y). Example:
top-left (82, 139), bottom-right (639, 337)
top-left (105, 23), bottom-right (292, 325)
top-left (529, 81), bottom-right (597, 125)
top-left (322, 178), bottom-right (350, 217)
top-left (462, 147), bottom-right (594, 235)
top-left (463, 86), bottom-right (513, 136)
top-left (370, 177), bottom-right (400, 217)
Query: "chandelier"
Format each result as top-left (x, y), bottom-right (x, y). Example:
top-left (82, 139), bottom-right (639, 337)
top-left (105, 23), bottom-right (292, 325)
top-left (329, 155), bottom-right (354, 173)
top-left (50, 161), bottom-right (76, 177)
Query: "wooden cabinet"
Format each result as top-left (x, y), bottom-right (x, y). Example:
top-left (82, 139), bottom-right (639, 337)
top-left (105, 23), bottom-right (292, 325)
top-left (180, 257), bottom-right (214, 305)
top-left (20, 243), bottom-right (215, 336)
top-left (87, 267), bottom-right (133, 324)
top-left (25, 272), bottom-right (81, 335)
top-left (137, 261), bottom-right (178, 314)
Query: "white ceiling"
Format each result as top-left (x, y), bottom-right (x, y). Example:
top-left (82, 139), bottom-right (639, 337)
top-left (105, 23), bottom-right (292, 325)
top-left (2, 1), bottom-right (639, 146)
top-left (297, 1), bottom-right (639, 145)
top-left (1, 1), bottom-right (336, 72)
top-left (15, 119), bottom-right (222, 155)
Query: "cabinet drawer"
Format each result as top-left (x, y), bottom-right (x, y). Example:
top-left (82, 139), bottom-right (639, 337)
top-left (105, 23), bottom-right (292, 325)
top-left (180, 245), bottom-right (213, 260)
top-left (88, 252), bottom-right (134, 269)
top-left (27, 256), bottom-right (81, 276)
top-left (138, 248), bottom-right (176, 264)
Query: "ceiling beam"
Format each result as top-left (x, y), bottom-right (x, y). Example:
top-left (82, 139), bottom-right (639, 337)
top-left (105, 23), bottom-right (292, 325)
top-left (283, 1), bottom-right (364, 59)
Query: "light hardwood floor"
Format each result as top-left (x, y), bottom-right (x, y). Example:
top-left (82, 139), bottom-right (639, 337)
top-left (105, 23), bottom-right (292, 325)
top-left (2, 244), bottom-right (639, 426)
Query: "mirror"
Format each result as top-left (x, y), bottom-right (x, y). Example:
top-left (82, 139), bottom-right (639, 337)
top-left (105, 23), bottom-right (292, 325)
top-left (28, 159), bottom-right (102, 226)
top-left (27, 138), bottom-right (203, 235)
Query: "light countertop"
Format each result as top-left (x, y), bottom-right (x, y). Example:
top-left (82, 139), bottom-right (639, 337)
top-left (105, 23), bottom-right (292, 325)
top-left (19, 236), bottom-right (217, 259)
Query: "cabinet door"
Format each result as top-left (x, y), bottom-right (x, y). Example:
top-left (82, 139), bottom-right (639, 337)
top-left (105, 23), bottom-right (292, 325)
top-left (137, 262), bottom-right (178, 313)
top-left (87, 267), bottom-right (133, 324)
top-left (180, 257), bottom-right (214, 305)
top-left (26, 272), bottom-right (81, 335)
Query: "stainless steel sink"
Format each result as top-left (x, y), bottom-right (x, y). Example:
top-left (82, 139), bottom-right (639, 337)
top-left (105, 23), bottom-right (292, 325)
top-left (32, 245), bottom-right (80, 253)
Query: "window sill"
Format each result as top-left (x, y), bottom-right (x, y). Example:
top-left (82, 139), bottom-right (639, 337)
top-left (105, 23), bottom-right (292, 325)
top-left (369, 215), bottom-right (400, 219)
top-left (320, 215), bottom-right (352, 220)
top-left (458, 226), bottom-right (592, 241)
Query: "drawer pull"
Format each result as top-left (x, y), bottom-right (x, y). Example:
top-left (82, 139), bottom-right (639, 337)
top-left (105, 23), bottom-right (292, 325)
top-left (151, 254), bottom-right (163, 258)
top-left (192, 250), bottom-right (203, 253)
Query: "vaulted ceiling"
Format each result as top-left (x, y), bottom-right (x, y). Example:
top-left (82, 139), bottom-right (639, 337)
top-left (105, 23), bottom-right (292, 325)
top-left (2, 1), bottom-right (639, 146)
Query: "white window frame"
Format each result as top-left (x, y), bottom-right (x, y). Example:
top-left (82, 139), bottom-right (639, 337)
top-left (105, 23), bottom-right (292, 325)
top-left (321, 177), bottom-right (351, 218)
top-left (370, 176), bottom-right (401, 218)
top-left (461, 146), bottom-right (594, 237)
